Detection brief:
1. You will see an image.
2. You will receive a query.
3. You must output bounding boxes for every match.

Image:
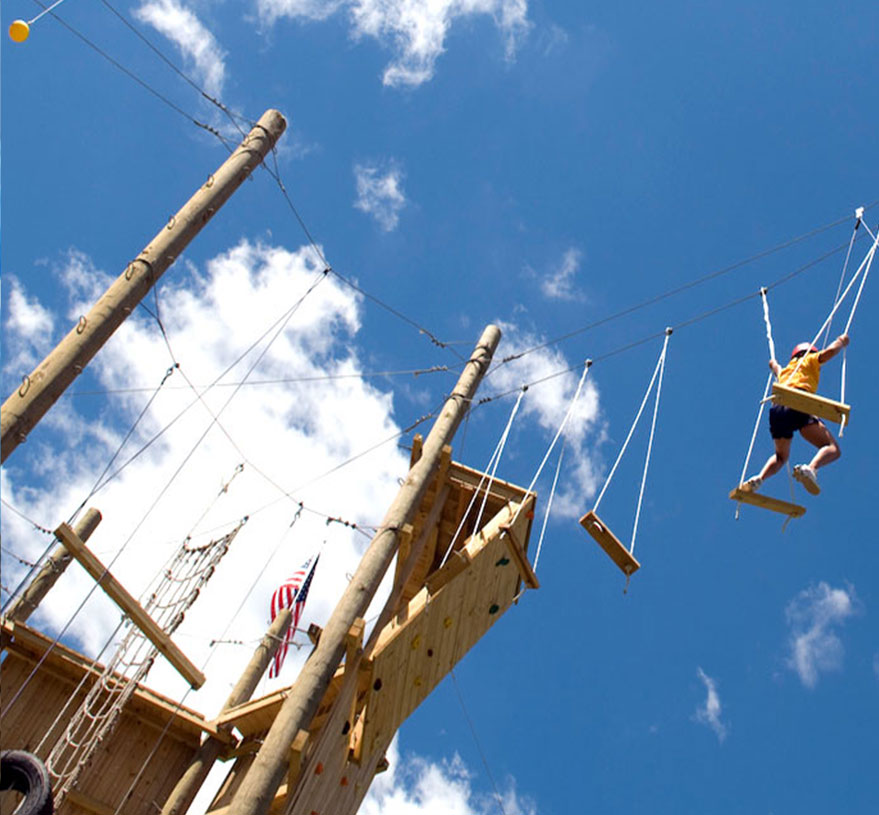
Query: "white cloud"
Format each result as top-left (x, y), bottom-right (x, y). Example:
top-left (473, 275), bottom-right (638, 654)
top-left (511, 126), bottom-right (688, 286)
top-left (484, 324), bottom-right (603, 519)
top-left (537, 247), bottom-right (584, 301)
top-left (1, 239), bottom-right (409, 713)
top-left (2, 275), bottom-right (55, 379)
top-left (785, 582), bottom-right (856, 688)
top-left (258, 0), bottom-right (346, 24)
top-left (256, 0), bottom-right (531, 87)
top-left (362, 735), bottom-right (536, 815)
top-left (694, 667), bottom-right (727, 743)
top-left (135, 0), bottom-right (227, 98)
top-left (354, 161), bottom-right (407, 231)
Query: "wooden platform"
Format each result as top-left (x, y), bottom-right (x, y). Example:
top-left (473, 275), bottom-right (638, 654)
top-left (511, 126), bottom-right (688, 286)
top-left (771, 382), bottom-right (850, 425)
top-left (579, 510), bottom-right (640, 576)
top-left (729, 487), bottom-right (806, 517)
top-left (0, 619), bottom-right (211, 815)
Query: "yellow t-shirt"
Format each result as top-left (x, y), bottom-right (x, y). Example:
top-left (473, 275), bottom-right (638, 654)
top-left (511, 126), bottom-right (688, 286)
top-left (778, 352), bottom-right (821, 392)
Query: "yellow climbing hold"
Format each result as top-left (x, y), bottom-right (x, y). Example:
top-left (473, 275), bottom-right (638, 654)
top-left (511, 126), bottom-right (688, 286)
top-left (9, 20), bottom-right (30, 42)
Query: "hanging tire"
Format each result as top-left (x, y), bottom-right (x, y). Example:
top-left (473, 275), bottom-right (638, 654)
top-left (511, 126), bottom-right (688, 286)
top-left (0, 750), bottom-right (54, 815)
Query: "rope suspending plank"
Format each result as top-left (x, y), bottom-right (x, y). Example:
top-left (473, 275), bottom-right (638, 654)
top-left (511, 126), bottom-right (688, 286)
top-left (580, 330), bottom-right (672, 581)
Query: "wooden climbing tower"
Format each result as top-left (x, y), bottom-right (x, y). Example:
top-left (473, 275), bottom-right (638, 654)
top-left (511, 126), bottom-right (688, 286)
top-left (0, 441), bottom-right (537, 815)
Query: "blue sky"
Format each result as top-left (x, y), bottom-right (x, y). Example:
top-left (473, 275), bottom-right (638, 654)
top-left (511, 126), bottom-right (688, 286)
top-left (2, 2), bottom-right (878, 813)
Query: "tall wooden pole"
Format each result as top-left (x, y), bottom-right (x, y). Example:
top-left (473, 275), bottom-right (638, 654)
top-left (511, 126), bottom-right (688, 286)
top-left (4, 508), bottom-right (102, 623)
top-left (226, 324), bottom-right (501, 815)
top-left (160, 609), bottom-right (293, 815)
top-left (0, 110), bottom-right (287, 464)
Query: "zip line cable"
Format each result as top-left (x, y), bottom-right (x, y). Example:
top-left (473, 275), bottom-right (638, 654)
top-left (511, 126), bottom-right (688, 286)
top-left (259, 148), bottom-right (467, 358)
top-left (98, 0), bottom-right (253, 134)
top-left (67, 364), bottom-right (461, 397)
top-left (449, 669), bottom-right (509, 815)
top-left (477, 235), bottom-right (862, 408)
top-left (28, 1), bottom-right (469, 359)
top-left (28, 0), bottom-right (236, 149)
top-left (30, 0), bottom-right (872, 376)
top-left (489, 204), bottom-right (878, 374)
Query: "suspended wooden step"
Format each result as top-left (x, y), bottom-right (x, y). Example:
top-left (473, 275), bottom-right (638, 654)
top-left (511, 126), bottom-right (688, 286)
top-left (728, 487), bottom-right (806, 518)
top-left (771, 383), bottom-right (850, 425)
top-left (579, 510), bottom-right (640, 576)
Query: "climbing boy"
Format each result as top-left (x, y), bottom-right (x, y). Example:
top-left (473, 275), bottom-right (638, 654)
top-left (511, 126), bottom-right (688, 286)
top-left (743, 333), bottom-right (849, 496)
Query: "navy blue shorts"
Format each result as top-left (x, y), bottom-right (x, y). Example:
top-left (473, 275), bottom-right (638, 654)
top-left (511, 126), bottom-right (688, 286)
top-left (769, 404), bottom-right (817, 439)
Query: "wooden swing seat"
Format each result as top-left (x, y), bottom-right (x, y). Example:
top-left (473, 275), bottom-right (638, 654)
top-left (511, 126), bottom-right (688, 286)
top-left (579, 510), bottom-right (640, 576)
top-left (771, 383), bottom-right (850, 425)
top-left (728, 487), bottom-right (806, 518)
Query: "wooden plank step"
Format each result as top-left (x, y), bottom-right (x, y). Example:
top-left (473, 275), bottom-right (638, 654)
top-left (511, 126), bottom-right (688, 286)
top-left (771, 383), bottom-right (850, 425)
top-left (579, 510), bottom-right (640, 576)
top-left (729, 487), bottom-right (806, 517)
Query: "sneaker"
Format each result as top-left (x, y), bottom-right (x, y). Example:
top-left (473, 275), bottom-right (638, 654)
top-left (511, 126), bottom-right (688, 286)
top-left (793, 464), bottom-right (820, 495)
top-left (741, 475), bottom-right (763, 493)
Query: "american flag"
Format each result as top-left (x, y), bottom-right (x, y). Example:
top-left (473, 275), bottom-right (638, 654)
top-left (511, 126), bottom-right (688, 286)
top-left (269, 554), bottom-right (319, 678)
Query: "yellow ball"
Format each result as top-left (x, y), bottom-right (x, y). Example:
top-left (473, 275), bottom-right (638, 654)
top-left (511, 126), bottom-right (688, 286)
top-left (9, 20), bottom-right (30, 43)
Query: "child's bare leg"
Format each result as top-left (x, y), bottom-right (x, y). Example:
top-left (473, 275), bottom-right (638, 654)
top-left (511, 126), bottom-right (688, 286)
top-left (799, 421), bottom-right (840, 470)
top-left (758, 438), bottom-right (791, 480)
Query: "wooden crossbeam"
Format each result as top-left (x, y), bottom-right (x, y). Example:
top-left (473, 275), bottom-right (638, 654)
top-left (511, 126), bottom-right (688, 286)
top-left (771, 383), bottom-right (850, 425)
top-left (499, 522), bottom-right (539, 589)
top-left (729, 487), bottom-right (806, 517)
top-left (54, 522), bottom-right (205, 688)
top-left (579, 510), bottom-right (641, 576)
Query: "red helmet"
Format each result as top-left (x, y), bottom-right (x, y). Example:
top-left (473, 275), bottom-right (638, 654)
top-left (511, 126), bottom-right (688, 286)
top-left (790, 342), bottom-right (818, 359)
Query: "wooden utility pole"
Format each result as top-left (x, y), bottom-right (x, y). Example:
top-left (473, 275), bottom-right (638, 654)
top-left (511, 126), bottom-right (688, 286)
top-left (4, 508), bottom-right (102, 623)
top-left (160, 609), bottom-right (293, 815)
top-left (226, 324), bottom-right (502, 815)
top-left (0, 109), bottom-right (287, 464)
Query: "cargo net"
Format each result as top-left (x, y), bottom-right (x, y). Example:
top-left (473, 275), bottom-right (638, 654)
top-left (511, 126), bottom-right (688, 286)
top-left (40, 521), bottom-right (244, 808)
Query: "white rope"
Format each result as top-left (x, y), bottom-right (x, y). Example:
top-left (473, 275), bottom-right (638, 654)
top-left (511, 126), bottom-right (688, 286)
top-left (842, 225), bottom-right (877, 335)
top-left (630, 331), bottom-right (671, 555)
top-left (472, 388), bottom-right (526, 542)
top-left (783, 235), bottom-right (876, 386)
top-left (761, 287), bottom-right (776, 362)
top-left (28, 0), bottom-right (69, 25)
top-left (593, 347), bottom-right (664, 514)
top-left (822, 210), bottom-right (862, 346)
top-left (737, 372), bottom-right (774, 512)
top-left (507, 360), bottom-right (592, 533)
top-left (439, 388), bottom-right (526, 569)
top-left (532, 441), bottom-right (565, 573)
top-left (839, 229), bottom-right (878, 435)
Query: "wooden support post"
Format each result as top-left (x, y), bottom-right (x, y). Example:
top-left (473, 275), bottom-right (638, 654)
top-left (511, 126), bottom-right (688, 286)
top-left (160, 609), bottom-right (294, 815)
top-left (4, 508), bottom-right (102, 624)
top-left (54, 522), bottom-right (205, 688)
top-left (226, 325), bottom-right (501, 815)
top-left (0, 110), bottom-right (287, 464)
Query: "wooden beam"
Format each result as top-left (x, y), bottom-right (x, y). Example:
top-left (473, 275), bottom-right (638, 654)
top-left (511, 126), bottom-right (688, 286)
top-left (499, 522), bottom-right (540, 589)
top-left (54, 522), bottom-right (205, 688)
top-left (771, 383), bottom-right (850, 425)
top-left (579, 510), bottom-right (641, 576)
top-left (67, 789), bottom-right (118, 815)
top-left (287, 730), bottom-right (310, 792)
top-left (729, 487), bottom-right (806, 517)
top-left (424, 550), bottom-right (472, 595)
